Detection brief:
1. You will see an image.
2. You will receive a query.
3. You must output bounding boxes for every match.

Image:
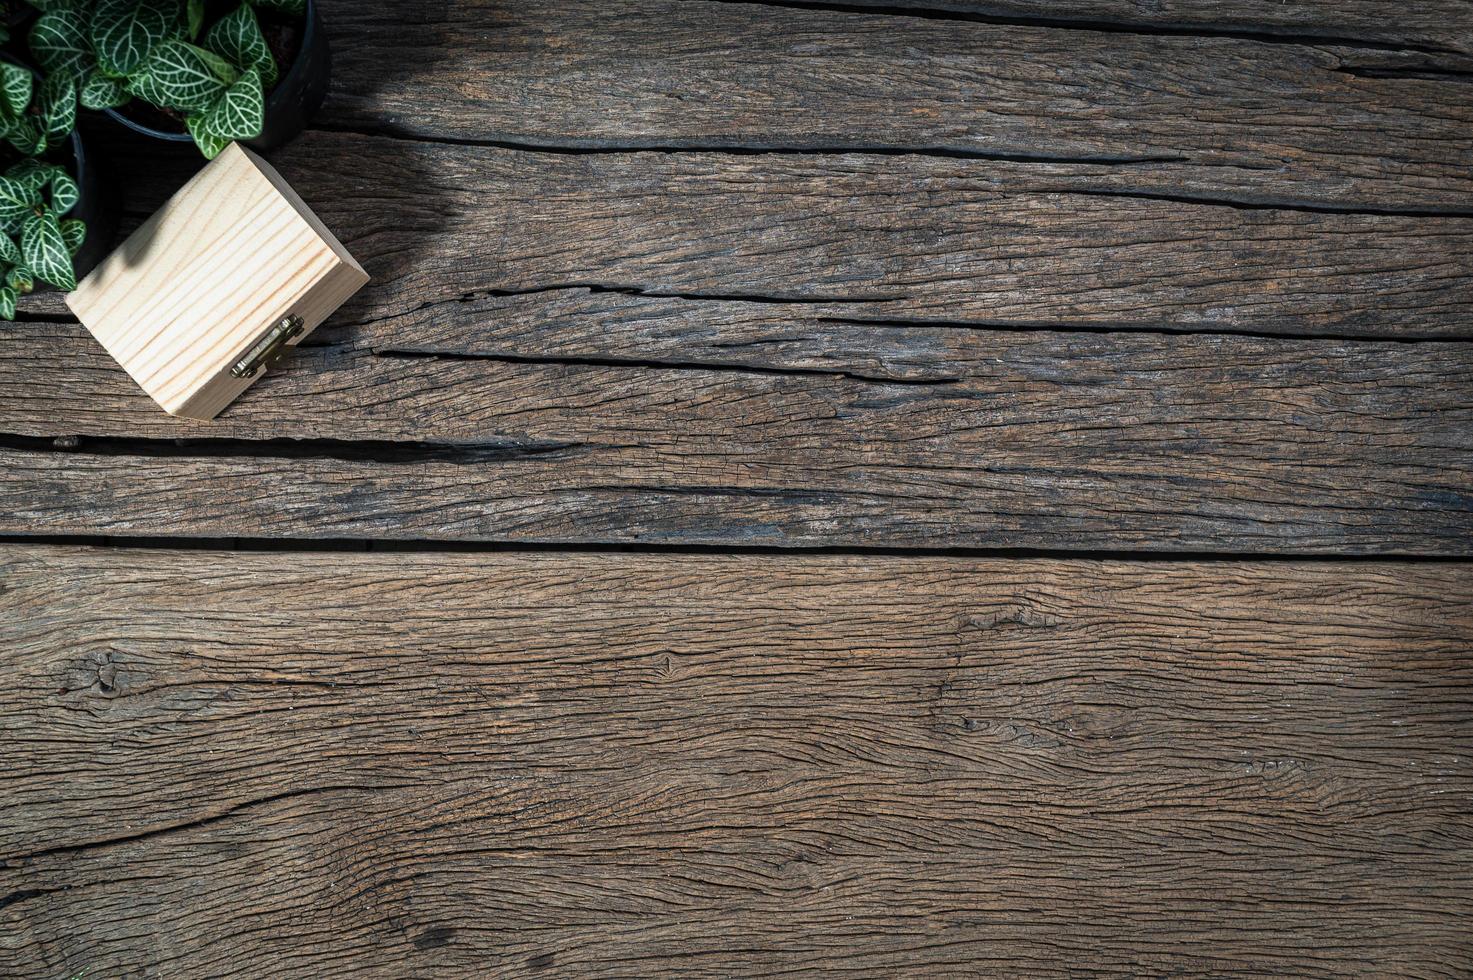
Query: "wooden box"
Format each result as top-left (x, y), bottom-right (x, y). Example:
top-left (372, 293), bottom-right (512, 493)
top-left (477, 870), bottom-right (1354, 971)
top-left (67, 143), bottom-right (368, 420)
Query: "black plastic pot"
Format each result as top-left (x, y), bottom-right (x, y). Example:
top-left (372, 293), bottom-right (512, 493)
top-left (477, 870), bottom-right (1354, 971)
top-left (104, 0), bottom-right (329, 153)
top-left (67, 124), bottom-right (118, 280)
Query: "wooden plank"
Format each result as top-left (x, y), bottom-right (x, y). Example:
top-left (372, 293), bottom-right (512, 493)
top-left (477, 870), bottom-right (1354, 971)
top-left (22, 125), bottom-right (1473, 346)
top-left (5, 134), bottom-right (1470, 551)
top-left (322, 0), bottom-right (1473, 209)
top-left (29, 130), bottom-right (1473, 336)
top-left (747, 0), bottom-right (1473, 53)
top-left (2, 546), bottom-right (1470, 976)
top-left (3, 311), bottom-right (1470, 552)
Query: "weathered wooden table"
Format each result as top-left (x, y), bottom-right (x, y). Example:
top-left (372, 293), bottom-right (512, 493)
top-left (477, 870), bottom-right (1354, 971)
top-left (4, 1), bottom-right (1472, 976)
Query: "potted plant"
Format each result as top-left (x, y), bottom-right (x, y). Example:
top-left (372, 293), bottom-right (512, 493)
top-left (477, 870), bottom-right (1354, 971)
top-left (27, 0), bottom-right (327, 159)
top-left (0, 54), bottom-right (111, 317)
top-left (0, 0), bottom-right (327, 320)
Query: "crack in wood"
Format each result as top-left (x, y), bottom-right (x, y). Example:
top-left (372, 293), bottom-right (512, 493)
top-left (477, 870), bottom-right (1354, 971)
top-left (311, 122), bottom-right (1193, 166)
top-left (702, 0), bottom-right (1470, 56)
top-left (371, 347), bottom-right (961, 387)
top-left (440, 283), bottom-right (913, 305)
top-left (307, 123), bottom-right (1473, 218)
top-left (813, 316), bottom-right (1473, 344)
top-left (1052, 187), bottom-right (1473, 219)
top-left (2, 784), bottom-right (416, 866)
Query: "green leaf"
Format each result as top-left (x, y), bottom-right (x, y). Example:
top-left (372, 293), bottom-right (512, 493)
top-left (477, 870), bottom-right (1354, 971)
top-left (92, 0), bottom-right (178, 77)
top-left (80, 69), bottom-right (130, 109)
top-left (50, 169), bottom-right (80, 214)
top-left (6, 265), bottom-right (33, 294)
top-left (0, 176), bottom-right (33, 229)
top-left (38, 73), bottom-right (79, 147)
top-left (6, 159), bottom-right (60, 195)
top-left (3, 118), bottom-right (47, 156)
top-left (187, 0), bottom-right (205, 37)
top-left (30, 9), bottom-right (95, 82)
top-left (195, 45), bottom-right (240, 84)
top-left (0, 285), bottom-right (15, 321)
top-left (196, 66), bottom-right (263, 141)
top-left (21, 207), bottom-right (77, 291)
top-left (0, 231), bottom-right (20, 266)
top-left (185, 112), bottom-right (232, 158)
top-left (205, 4), bottom-right (277, 87)
top-left (129, 39), bottom-right (229, 112)
top-left (0, 62), bottom-right (34, 118)
top-left (61, 218), bottom-right (87, 256)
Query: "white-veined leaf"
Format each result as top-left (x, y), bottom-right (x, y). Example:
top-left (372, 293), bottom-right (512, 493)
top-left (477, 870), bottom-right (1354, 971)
top-left (0, 231), bottom-right (20, 266)
top-left (38, 73), bottom-right (78, 146)
top-left (61, 218), bottom-right (87, 256)
top-left (205, 4), bottom-right (277, 87)
top-left (185, 112), bottom-right (232, 158)
top-left (29, 10), bottom-right (94, 82)
top-left (0, 62), bottom-right (33, 118)
top-left (92, 0), bottom-right (178, 77)
top-left (80, 69), bottom-right (130, 109)
top-left (0, 176), bottom-right (33, 229)
top-left (129, 39), bottom-right (229, 112)
top-left (6, 265), bottom-right (33, 294)
top-left (0, 285), bottom-right (15, 321)
top-left (21, 207), bottom-right (77, 291)
top-left (187, 0), bottom-right (205, 37)
top-left (4, 118), bottom-right (47, 156)
top-left (194, 44), bottom-right (240, 84)
top-left (196, 66), bottom-right (263, 140)
top-left (6, 159), bottom-right (60, 195)
top-left (50, 169), bottom-right (80, 214)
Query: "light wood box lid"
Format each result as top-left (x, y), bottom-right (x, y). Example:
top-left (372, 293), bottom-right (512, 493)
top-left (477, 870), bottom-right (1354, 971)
top-left (66, 143), bottom-right (369, 420)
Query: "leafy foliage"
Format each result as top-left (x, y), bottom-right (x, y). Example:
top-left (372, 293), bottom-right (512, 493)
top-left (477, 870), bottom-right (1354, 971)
top-left (0, 157), bottom-right (86, 313)
top-left (0, 0), bottom-right (307, 318)
top-left (24, 0), bottom-right (302, 159)
top-left (93, 0), bottom-right (176, 76)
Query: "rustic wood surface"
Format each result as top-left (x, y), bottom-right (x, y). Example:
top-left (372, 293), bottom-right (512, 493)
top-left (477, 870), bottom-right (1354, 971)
top-left (708, 0), bottom-right (1473, 54)
top-left (3, 314), bottom-right (1470, 552)
top-left (4, 0), bottom-right (1472, 975)
top-left (4, 129), bottom-right (1472, 550)
top-left (325, 1), bottom-right (1473, 210)
top-left (2, 549), bottom-right (1471, 978)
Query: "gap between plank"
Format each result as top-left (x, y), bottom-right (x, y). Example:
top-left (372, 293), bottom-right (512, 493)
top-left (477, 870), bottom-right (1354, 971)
top-left (700, 0), bottom-right (1470, 56)
top-left (0, 432), bottom-right (595, 466)
top-left (0, 534), bottom-right (1467, 564)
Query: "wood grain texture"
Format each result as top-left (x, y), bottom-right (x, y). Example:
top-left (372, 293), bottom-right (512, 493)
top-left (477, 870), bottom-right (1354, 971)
top-left (1, 546), bottom-right (1470, 977)
top-left (322, 0), bottom-right (1473, 210)
top-left (743, 0), bottom-right (1473, 53)
top-left (3, 130), bottom-right (1471, 551)
top-left (116, 132), bottom-right (1473, 337)
top-left (2, 311), bottom-right (1470, 551)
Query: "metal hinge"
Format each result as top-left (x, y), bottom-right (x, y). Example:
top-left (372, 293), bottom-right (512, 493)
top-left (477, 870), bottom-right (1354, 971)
top-left (231, 315), bottom-right (304, 379)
